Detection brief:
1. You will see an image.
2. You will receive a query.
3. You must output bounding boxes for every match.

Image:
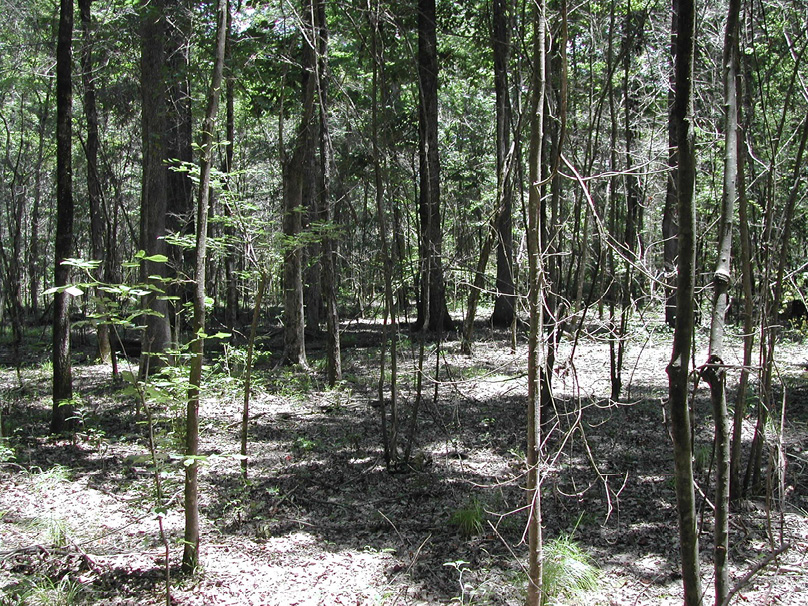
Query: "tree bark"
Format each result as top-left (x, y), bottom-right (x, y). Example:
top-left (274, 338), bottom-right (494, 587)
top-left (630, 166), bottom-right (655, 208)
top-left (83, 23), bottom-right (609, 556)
top-left (701, 0), bottom-right (740, 600)
top-left (414, 0), bottom-right (452, 333)
top-left (281, 0), bottom-right (317, 368)
top-left (662, 6), bottom-right (679, 328)
top-left (51, 0), bottom-right (75, 435)
top-left (666, 0), bottom-right (702, 601)
top-left (139, 0), bottom-right (172, 377)
top-left (526, 0), bottom-right (547, 602)
top-left (79, 0), bottom-right (112, 364)
top-left (182, 0), bottom-right (228, 574)
top-left (312, 0), bottom-right (340, 384)
top-left (490, 0), bottom-right (515, 328)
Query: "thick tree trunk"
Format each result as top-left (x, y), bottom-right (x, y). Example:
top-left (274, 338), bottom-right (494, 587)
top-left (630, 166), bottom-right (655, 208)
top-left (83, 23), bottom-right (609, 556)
top-left (139, 0), bottom-right (172, 377)
top-left (182, 0), bottom-right (228, 574)
top-left (414, 0), bottom-right (452, 333)
top-left (666, 0), bottom-right (702, 602)
top-left (51, 0), bottom-right (75, 435)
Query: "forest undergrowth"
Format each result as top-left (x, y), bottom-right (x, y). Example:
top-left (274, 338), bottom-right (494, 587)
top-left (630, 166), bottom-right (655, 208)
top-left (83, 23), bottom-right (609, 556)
top-left (0, 315), bottom-right (807, 605)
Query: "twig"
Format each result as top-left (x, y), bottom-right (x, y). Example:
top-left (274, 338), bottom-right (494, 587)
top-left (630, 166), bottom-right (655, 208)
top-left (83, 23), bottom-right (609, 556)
top-left (720, 542), bottom-right (791, 606)
top-left (405, 533), bottom-right (432, 575)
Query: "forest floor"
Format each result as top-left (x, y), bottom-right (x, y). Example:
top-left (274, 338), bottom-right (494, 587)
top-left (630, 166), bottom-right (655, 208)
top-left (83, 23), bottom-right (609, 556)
top-left (1, 311), bottom-right (807, 605)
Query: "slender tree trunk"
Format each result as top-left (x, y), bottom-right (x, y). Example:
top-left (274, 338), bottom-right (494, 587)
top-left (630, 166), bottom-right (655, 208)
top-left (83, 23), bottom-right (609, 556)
top-left (281, 0), bottom-right (318, 367)
top-left (51, 0), bottom-right (75, 435)
top-left (748, 112), bottom-right (808, 492)
top-left (662, 6), bottom-right (679, 328)
top-left (491, 0), bottom-right (515, 328)
top-left (182, 0), bottom-right (228, 573)
top-left (79, 0), bottom-right (112, 363)
top-left (730, 80), bottom-right (754, 501)
top-left (223, 66), bottom-right (238, 333)
top-left (666, 0), bottom-right (702, 601)
top-left (315, 0), bottom-right (341, 385)
top-left (29, 87), bottom-right (50, 322)
top-left (701, 0), bottom-right (740, 600)
top-left (241, 272), bottom-right (266, 479)
top-left (369, 1), bottom-right (399, 468)
top-left (526, 0), bottom-right (547, 602)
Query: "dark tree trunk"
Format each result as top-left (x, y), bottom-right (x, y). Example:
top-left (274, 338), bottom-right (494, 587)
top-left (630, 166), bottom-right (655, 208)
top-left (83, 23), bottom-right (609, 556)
top-left (79, 0), bottom-right (111, 364)
top-left (315, 0), bottom-right (341, 385)
top-left (282, 0), bottom-right (317, 367)
top-left (165, 0), bottom-right (194, 342)
top-left (490, 0), bottom-right (515, 328)
top-left (666, 0), bottom-right (702, 601)
top-left (414, 0), bottom-right (452, 333)
top-left (51, 0), bottom-right (75, 434)
top-left (223, 50), bottom-right (238, 333)
top-left (139, 0), bottom-right (172, 377)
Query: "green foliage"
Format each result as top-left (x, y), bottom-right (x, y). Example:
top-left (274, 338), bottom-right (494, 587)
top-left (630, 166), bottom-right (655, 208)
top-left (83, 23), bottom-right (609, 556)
top-left (30, 465), bottom-right (71, 493)
top-left (0, 439), bottom-right (15, 464)
top-left (29, 516), bottom-right (70, 549)
top-left (293, 435), bottom-right (318, 453)
top-left (450, 499), bottom-right (485, 538)
top-left (541, 535), bottom-right (600, 606)
top-left (12, 574), bottom-right (82, 606)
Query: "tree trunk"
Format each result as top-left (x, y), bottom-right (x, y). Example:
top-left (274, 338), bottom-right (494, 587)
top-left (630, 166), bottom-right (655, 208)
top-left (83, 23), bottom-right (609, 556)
top-left (315, 0), bottom-right (341, 385)
top-left (730, 82), bottom-right (754, 501)
top-left (490, 0), bottom-right (515, 328)
top-left (182, 0), bottom-right (228, 574)
top-left (223, 58), bottom-right (238, 333)
top-left (701, 0), bottom-right (740, 600)
top-left (662, 7), bottom-right (679, 328)
top-left (165, 0), bottom-right (194, 342)
top-left (281, 0), bottom-right (317, 368)
top-left (51, 0), bottom-right (75, 435)
top-left (526, 0), bottom-right (547, 602)
top-left (666, 0), bottom-right (702, 601)
top-left (369, 2), bottom-right (399, 469)
top-left (414, 0), bottom-right (452, 333)
top-left (79, 0), bottom-right (111, 364)
top-left (139, 0), bottom-right (172, 378)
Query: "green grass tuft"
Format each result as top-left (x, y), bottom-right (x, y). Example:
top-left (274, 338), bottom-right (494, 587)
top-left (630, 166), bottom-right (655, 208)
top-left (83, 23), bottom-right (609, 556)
top-left (541, 534), bottom-right (600, 605)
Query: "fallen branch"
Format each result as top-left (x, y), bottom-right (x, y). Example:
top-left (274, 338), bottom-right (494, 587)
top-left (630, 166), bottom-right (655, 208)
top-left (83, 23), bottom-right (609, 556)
top-left (720, 542), bottom-right (791, 606)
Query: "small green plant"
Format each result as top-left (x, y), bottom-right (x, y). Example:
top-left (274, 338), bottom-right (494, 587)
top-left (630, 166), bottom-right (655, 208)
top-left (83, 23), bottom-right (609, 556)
top-left (450, 499), bottom-right (485, 538)
top-left (294, 436), bottom-right (317, 453)
top-left (541, 534), bottom-right (600, 605)
top-left (18, 574), bottom-right (82, 605)
top-left (30, 516), bottom-right (70, 548)
top-left (0, 439), bottom-right (14, 463)
top-left (31, 465), bottom-right (71, 493)
top-left (693, 443), bottom-right (712, 474)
